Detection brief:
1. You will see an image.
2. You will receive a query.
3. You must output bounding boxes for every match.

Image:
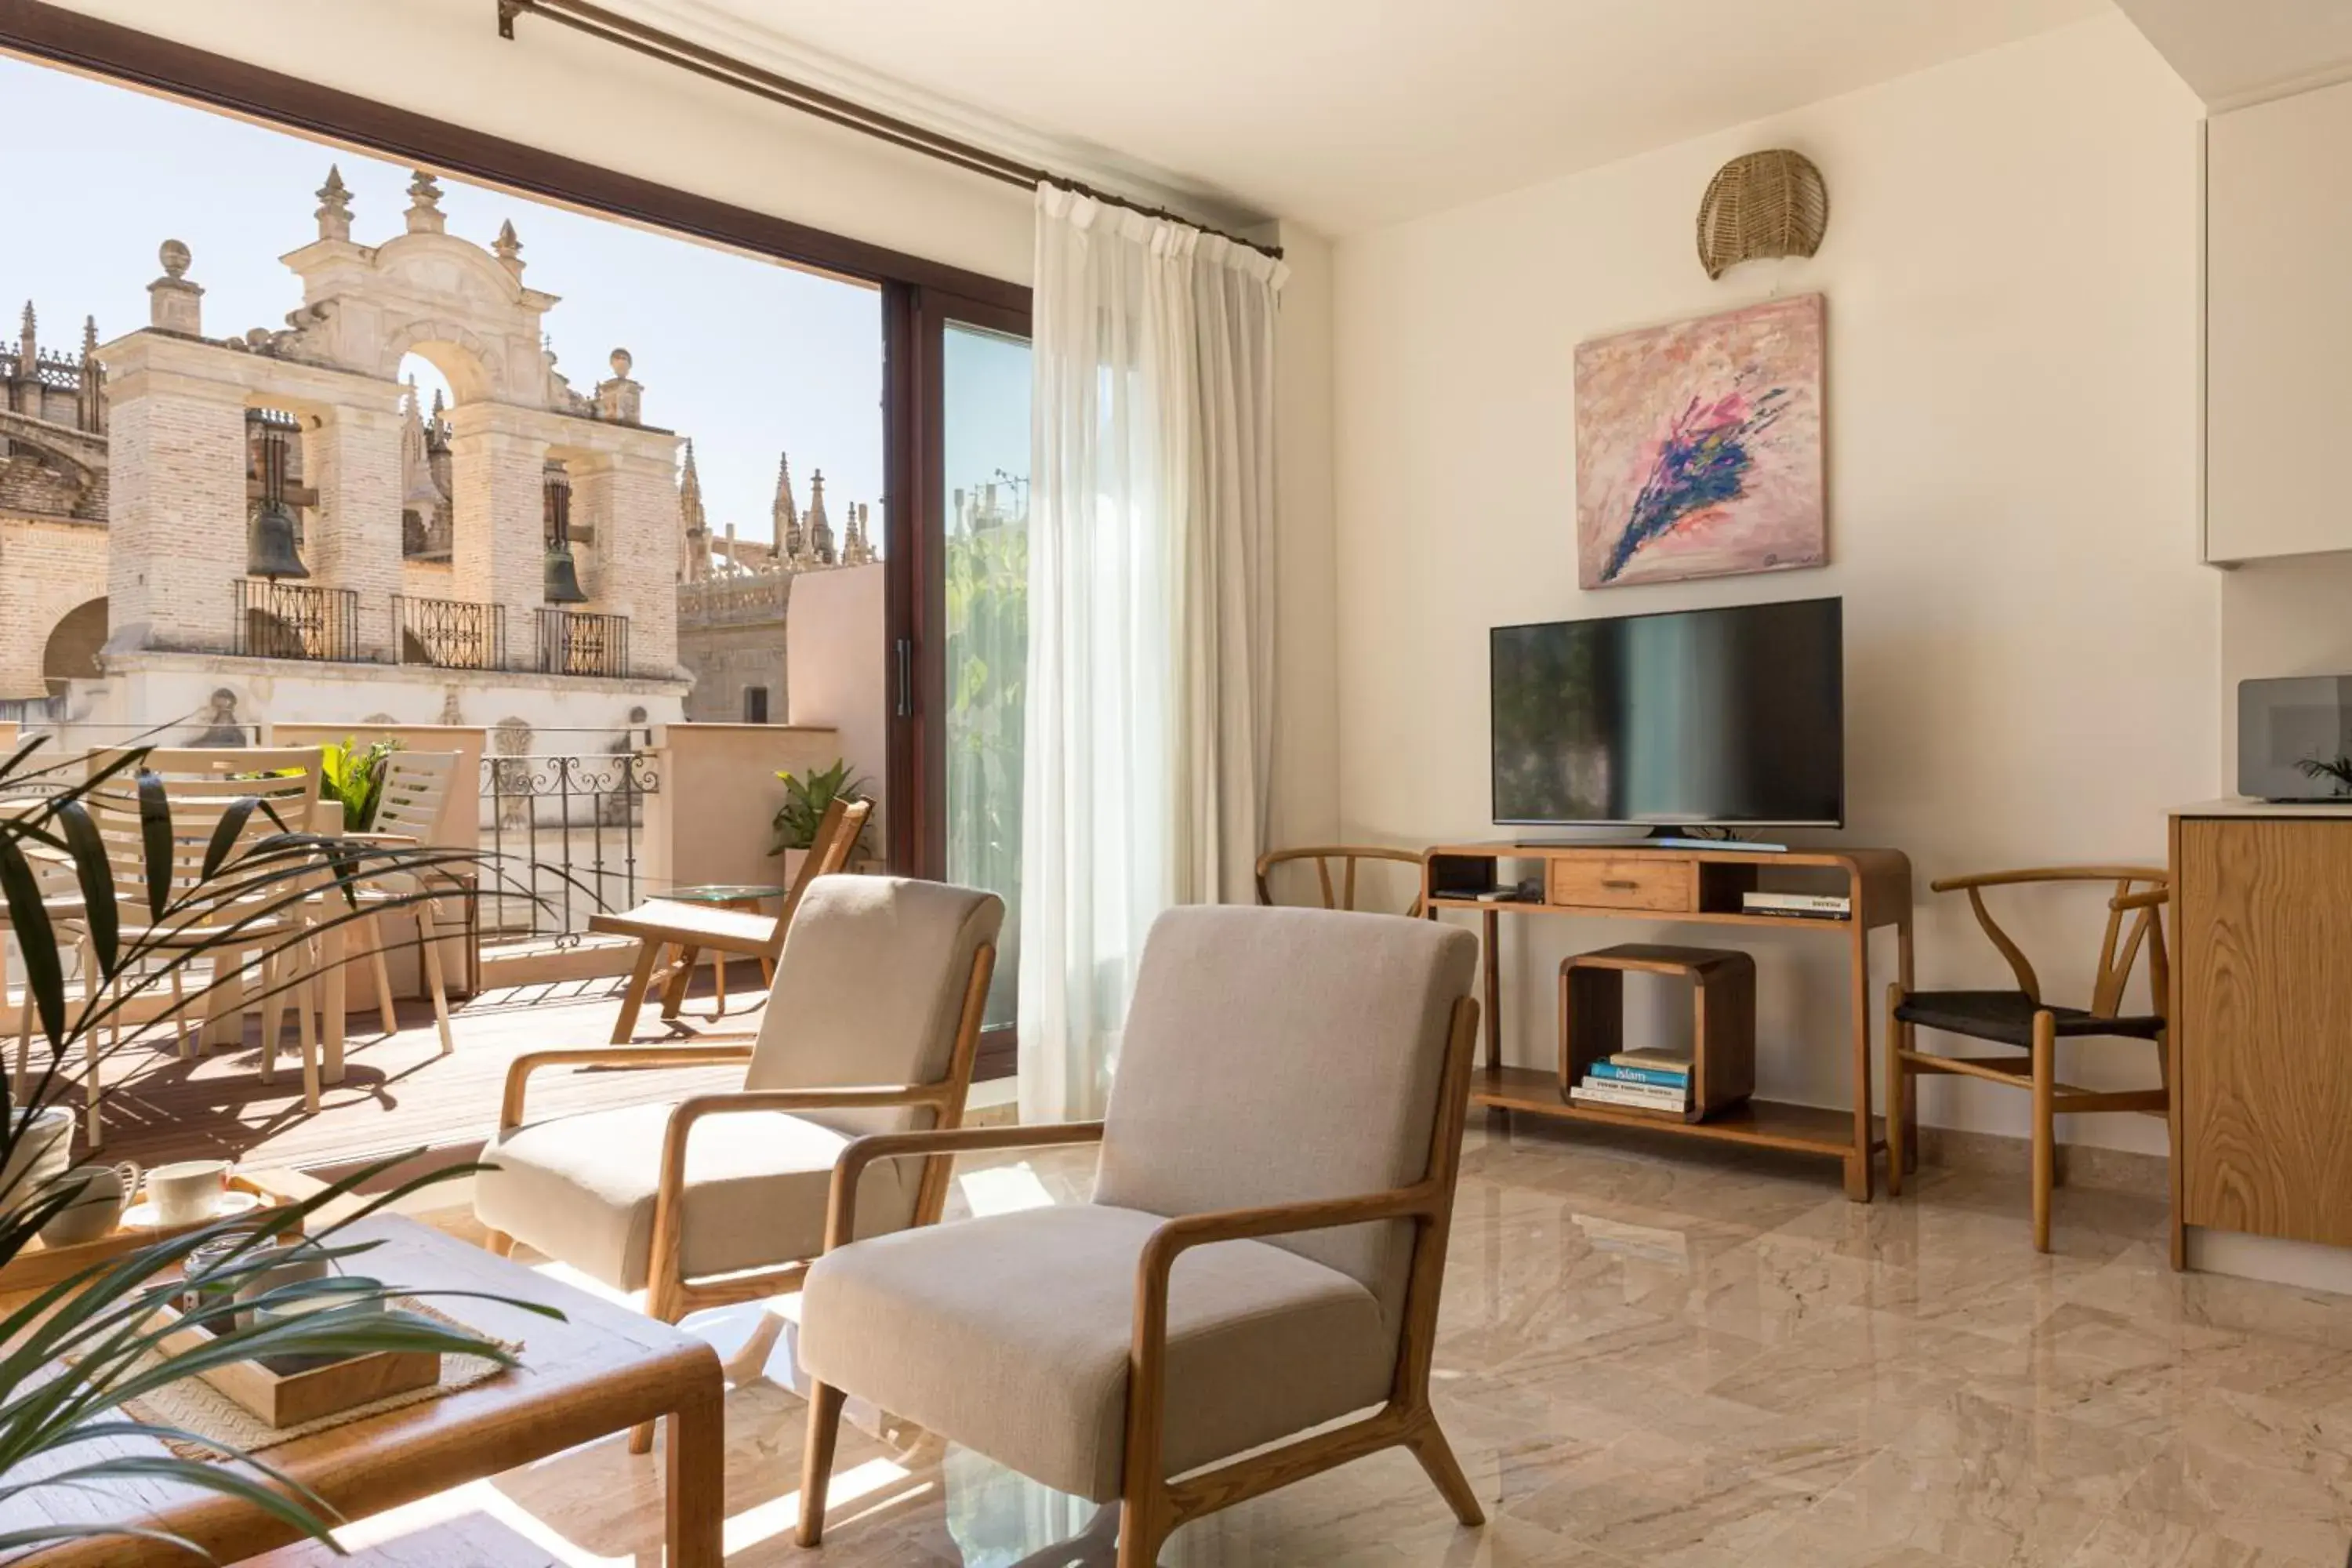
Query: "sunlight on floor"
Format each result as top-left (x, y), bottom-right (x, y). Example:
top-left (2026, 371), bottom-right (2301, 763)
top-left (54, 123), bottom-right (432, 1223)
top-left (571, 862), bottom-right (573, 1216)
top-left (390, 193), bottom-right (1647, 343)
top-left (723, 1457), bottom-right (910, 1555)
top-left (956, 1160), bottom-right (1058, 1218)
top-left (317, 1478), bottom-right (631, 1566)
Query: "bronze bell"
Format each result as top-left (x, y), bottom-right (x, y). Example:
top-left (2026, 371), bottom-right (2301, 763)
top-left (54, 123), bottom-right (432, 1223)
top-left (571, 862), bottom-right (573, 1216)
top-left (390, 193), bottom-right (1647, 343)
top-left (543, 543), bottom-right (589, 604)
top-left (542, 464), bottom-right (589, 603)
top-left (246, 418), bottom-right (309, 580)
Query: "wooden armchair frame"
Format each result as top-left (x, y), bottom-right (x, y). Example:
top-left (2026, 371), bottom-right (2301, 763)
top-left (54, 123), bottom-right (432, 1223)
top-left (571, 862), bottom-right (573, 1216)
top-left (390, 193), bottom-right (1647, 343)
top-left (590, 797), bottom-right (870, 1042)
top-left (1255, 846), bottom-right (1428, 919)
top-left (796, 994), bottom-right (1486, 1567)
top-left (485, 940), bottom-right (993, 1454)
top-left (1886, 865), bottom-right (2170, 1253)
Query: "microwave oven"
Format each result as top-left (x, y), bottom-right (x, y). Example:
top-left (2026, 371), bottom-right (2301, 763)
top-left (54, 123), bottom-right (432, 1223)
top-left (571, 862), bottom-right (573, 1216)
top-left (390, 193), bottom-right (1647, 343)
top-left (2240, 676), bottom-right (2352, 801)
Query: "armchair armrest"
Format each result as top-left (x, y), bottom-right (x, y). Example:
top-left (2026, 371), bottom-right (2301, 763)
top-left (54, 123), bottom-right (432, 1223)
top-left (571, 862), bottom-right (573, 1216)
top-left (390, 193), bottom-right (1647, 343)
top-left (499, 1043), bottom-right (755, 1129)
top-left (824, 1122), bottom-right (1108, 1249)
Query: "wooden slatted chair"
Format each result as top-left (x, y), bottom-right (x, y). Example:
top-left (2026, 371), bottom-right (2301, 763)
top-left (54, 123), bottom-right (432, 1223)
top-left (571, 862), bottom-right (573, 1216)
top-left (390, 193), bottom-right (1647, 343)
top-left (590, 795), bottom-right (870, 1044)
top-left (1886, 866), bottom-right (2171, 1251)
top-left (72, 747), bottom-right (325, 1142)
top-left (328, 751), bottom-right (464, 1055)
top-left (1255, 845), bottom-right (1428, 918)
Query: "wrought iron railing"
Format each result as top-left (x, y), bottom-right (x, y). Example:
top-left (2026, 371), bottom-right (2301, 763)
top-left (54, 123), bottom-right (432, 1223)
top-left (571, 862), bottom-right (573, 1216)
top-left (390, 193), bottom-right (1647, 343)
top-left (392, 594), bottom-right (507, 671)
top-left (535, 608), bottom-right (630, 679)
top-left (232, 579), bottom-right (360, 662)
top-left (478, 750), bottom-right (658, 944)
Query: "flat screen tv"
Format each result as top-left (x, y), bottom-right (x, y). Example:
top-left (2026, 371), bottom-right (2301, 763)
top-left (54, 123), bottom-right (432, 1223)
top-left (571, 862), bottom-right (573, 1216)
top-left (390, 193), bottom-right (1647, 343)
top-left (1490, 597), bottom-right (1843, 829)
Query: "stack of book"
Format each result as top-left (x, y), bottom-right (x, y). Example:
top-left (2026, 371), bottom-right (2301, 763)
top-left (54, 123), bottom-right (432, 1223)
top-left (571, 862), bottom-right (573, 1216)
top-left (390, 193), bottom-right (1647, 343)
top-left (1568, 1048), bottom-right (1691, 1115)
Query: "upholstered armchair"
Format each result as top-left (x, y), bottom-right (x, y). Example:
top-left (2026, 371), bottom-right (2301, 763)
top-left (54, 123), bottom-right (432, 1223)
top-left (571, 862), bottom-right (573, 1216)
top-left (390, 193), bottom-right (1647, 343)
top-left (474, 875), bottom-right (1001, 1451)
top-left (794, 906), bottom-right (1485, 1567)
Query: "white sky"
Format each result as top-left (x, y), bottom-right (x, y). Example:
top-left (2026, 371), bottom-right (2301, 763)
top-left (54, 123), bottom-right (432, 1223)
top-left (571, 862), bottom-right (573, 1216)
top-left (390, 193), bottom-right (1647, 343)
top-left (0, 54), bottom-right (1034, 546)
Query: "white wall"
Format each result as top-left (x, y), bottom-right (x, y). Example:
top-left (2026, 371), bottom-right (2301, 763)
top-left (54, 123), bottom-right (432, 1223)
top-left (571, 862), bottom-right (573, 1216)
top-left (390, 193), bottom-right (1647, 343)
top-left (1331, 15), bottom-right (2212, 1150)
top-left (784, 561), bottom-right (888, 846)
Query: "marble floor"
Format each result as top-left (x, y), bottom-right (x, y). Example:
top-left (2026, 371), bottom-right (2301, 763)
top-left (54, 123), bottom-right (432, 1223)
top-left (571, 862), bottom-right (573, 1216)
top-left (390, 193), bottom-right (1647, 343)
top-left (263, 1117), bottom-right (2352, 1568)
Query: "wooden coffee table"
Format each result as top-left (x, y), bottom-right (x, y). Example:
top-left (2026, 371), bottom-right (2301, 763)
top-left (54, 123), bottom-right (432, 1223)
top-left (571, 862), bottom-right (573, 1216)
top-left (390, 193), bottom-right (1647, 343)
top-left (0, 1215), bottom-right (723, 1566)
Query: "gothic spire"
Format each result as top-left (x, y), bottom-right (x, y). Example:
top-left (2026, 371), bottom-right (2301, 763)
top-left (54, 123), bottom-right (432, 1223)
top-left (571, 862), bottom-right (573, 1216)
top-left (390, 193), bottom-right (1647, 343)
top-left (17, 302), bottom-right (34, 363)
top-left (82, 316), bottom-right (98, 357)
top-left (771, 451), bottom-right (804, 561)
top-left (807, 468), bottom-right (836, 566)
top-left (405, 169), bottom-right (446, 234)
top-left (679, 440), bottom-right (706, 530)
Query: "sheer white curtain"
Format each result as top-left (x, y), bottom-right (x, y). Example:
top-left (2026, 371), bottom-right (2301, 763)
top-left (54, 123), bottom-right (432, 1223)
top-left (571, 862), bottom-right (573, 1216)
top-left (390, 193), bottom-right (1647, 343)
top-left (1018, 185), bottom-right (1286, 1123)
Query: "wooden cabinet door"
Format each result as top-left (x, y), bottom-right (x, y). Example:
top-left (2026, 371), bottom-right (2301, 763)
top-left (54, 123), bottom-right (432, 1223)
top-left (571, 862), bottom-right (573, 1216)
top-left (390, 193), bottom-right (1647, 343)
top-left (2180, 817), bottom-right (2352, 1244)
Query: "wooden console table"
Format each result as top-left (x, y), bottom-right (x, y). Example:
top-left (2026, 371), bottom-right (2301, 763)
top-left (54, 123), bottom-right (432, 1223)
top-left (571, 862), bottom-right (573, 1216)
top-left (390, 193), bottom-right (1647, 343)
top-left (1425, 842), bottom-right (1913, 1200)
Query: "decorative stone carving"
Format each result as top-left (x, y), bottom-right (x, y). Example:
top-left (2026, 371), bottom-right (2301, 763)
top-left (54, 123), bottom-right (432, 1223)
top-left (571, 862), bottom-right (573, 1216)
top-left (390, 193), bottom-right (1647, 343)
top-left (494, 221), bottom-right (524, 279)
top-left (147, 241), bottom-right (202, 335)
top-left (595, 348), bottom-right (641, 424)
top-left (405, 170), bottom-right (447, 236)
top-left (315, 165), bottom-right (353, 244)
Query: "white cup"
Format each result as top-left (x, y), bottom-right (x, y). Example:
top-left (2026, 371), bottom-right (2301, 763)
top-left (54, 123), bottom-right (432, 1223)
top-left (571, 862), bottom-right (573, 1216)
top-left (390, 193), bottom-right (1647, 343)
top-left (147, 1160), bottom-right (234, 1226)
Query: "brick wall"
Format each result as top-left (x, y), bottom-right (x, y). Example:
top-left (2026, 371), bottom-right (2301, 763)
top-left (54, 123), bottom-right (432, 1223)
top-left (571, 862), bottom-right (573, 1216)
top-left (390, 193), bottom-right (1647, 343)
top-left (105, 379), bottom-right (247, 650)
top-left (572, 450), bottom-right (681, 676)
top-left (0, 515), bottom-right (107, 697)
top-left (306, 407), bottom-right (405, 658)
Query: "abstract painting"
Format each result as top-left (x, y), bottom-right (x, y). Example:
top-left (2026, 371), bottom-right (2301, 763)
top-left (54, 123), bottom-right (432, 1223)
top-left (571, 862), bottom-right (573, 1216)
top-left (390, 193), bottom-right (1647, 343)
top-left (1574, 294), bottom-right (1824, 589)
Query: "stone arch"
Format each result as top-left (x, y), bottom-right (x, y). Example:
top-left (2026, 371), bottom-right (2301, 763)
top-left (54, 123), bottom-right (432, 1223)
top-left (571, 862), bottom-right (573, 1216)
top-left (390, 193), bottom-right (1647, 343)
top-left (379, 321), bottom-right (503, 405)
top-left (42, 597), bottom-right (107, 694)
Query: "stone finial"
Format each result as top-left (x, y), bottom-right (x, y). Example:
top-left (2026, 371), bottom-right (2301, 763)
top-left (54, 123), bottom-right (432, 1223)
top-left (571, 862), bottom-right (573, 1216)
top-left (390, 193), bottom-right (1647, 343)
top-left (494, 220), bottom-right (524, 278)
top-left (17, 302), bottom-right (33, 364)
top-left (148, 241), bottom-right (203, 334)
top-left (594, 347), bottom-right (641, 423)
top-left (405, 169), bottom-right (446, 234)
top-left (82, 315), bottom-right (98, 357)
top-left (315, 165), bottom-right (353, 242)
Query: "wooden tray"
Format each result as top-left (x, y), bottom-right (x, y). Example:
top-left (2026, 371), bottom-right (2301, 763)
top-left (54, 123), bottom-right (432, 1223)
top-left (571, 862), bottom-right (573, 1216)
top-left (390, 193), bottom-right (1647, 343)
top-left (0, 1176), bottom-right (303, 1296)
top-left (151, 1300), bottom-right (440, 1428)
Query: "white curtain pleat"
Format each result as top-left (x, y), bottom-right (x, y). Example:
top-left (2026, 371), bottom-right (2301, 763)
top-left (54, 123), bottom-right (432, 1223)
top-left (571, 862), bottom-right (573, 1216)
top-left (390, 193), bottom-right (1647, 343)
top-left (1018, 186), bottom-right (1286, 1123)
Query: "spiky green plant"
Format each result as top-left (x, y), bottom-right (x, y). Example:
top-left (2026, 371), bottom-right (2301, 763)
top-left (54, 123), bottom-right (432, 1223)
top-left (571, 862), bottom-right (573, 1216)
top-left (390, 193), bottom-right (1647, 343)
top-left (768, 758), bottom-right (871, 858)
top-left (0, 737), bottom-right (560, 1558)
top-left (318, 736), bottom-right (401, 832)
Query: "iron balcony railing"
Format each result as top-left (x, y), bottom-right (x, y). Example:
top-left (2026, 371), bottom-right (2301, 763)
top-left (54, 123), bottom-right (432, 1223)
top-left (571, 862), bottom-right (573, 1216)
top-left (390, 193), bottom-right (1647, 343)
top-left (232, 579), bottom-right (360, 662)
top-left (392, 593), bottom-right (507, 672)
top-left (479, 749), bottom-right (657, 945)
top-left (535, 608), bottom-right (630, 679)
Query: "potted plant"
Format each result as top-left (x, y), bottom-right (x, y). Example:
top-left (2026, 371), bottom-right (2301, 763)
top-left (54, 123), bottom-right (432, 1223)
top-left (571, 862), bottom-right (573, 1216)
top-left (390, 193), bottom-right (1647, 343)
top-left (768, 758), bottom-right (871, 883)
top-left (318, 735), bottom-right (401, 831)
top-left (0, 739), bottom-right (555, 1555)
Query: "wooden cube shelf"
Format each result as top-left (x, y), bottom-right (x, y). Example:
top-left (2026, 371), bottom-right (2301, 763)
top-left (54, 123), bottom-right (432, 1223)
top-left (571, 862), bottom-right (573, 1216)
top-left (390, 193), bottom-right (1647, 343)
top-left (1559, 944), bottom-right (1756, 1123)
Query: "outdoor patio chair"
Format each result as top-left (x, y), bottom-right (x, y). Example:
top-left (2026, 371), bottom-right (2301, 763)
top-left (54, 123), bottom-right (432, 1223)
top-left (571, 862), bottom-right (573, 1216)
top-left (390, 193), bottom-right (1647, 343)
top-left (589, 794), bottom-right (870, 1043)
top-left (323, 750), bottom-right (464, 1055)
top-left (475, 873), bottom-right (999, 1453)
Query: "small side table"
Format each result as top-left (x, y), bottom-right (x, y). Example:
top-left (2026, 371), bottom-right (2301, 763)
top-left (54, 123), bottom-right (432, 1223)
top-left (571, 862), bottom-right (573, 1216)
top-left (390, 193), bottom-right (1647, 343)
top-left (659, 884), bottom-right (786, 1019)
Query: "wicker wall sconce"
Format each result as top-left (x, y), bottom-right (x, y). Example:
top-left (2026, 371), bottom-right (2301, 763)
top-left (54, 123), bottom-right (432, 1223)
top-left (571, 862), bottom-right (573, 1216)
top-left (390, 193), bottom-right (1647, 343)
top-left (1696, 150), bottom-right (1828, 279)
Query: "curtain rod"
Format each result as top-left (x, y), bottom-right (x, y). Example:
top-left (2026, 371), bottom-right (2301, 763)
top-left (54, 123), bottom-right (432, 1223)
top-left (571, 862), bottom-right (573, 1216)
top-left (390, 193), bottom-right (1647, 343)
top-left (493, 0), bottom-right (1283, 260)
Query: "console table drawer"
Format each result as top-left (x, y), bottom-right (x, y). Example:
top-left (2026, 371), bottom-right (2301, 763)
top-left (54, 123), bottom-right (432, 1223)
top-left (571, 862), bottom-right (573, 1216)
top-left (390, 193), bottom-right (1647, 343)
top-left (1547, 858), bottom-right (1695, 913)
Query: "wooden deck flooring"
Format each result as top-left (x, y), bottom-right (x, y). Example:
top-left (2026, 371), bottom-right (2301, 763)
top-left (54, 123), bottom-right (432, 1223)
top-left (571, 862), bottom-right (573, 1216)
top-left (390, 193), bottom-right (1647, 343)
top-left (42, 961), bottom-right (772, 1176)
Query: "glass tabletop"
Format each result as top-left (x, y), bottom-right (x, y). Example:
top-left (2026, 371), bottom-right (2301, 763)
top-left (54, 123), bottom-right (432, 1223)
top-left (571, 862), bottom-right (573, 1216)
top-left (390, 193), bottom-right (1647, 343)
top-left (663, 884), bottom-right (786, 904)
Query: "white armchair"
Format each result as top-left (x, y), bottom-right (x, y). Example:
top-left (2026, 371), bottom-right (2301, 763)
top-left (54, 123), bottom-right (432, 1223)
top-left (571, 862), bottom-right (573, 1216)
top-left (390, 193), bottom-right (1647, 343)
top-left (795, 905), bottom-right (1484, 1566)
top-left (472, 874), bottom-right (1002, 1452)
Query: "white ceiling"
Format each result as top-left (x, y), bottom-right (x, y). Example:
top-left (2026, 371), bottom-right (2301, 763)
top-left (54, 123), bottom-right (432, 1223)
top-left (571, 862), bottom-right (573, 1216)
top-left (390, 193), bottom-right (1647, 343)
top-left (2114, 0), bottom-right (2352, 110)
top-left (631, 0), bottom-right (2108, 235)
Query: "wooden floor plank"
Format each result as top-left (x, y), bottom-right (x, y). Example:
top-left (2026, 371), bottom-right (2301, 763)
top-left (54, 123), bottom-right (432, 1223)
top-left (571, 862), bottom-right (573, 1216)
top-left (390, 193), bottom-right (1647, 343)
top-left (36, 959), bottom-right (771, 1173)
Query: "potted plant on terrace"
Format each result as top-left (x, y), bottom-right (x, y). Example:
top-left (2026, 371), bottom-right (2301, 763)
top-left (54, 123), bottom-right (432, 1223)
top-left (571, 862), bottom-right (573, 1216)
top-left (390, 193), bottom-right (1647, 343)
top-left (0, 739), bottom-right (555, 1557)
top-left (767, 758), bottom-right (872, 883)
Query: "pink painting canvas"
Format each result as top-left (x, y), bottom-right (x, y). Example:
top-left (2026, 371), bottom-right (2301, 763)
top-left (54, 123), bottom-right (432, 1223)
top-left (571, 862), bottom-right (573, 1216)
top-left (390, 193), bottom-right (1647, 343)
top-left (1574, 294), bottom-right (1825, 589)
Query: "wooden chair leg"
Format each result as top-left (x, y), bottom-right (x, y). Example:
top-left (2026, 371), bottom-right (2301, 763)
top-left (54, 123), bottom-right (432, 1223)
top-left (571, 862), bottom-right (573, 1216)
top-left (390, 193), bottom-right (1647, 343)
top-left (709, 950), bottom-right (727, 1020)
top-left (609, 940), bottom-right (661, 1044)
top-left (258, 948), bottom-right (286, 1086)
top-left (796, 1381), bottom-right (848, 1547)
top-left (80, 944), bottom-right (103, 1151)
top-left (1404, 1416), bottom-right (1485, 1526)
top-left (1116, 1495), bottom-right (1170, 1568)
top-left (417, 906), bottom-right (454, 1056)
top-left (363, 916), bottom-right (399, 1035)
top-left (169, 964), bottom-right (191, 1061)
top-left (1884, 982), bottom-right (1907, 1198)
top-left (2031, 1010), bottom-right (2056, 1254)
top-left (296, 962), bottom-right (321, 1115)
top-left (660, 946), bottom-right (699, 1019)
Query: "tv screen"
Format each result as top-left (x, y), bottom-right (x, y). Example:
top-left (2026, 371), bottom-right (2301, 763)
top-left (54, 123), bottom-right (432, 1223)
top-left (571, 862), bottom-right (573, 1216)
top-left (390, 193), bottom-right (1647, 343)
top-left (1490, 597), bottom-right (1843, 828)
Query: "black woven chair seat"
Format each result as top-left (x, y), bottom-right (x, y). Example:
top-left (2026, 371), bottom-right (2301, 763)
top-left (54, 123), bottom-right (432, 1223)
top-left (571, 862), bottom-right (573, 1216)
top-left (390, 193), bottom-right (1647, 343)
top-left (1895, 989), bottom-right (2163, 1048)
